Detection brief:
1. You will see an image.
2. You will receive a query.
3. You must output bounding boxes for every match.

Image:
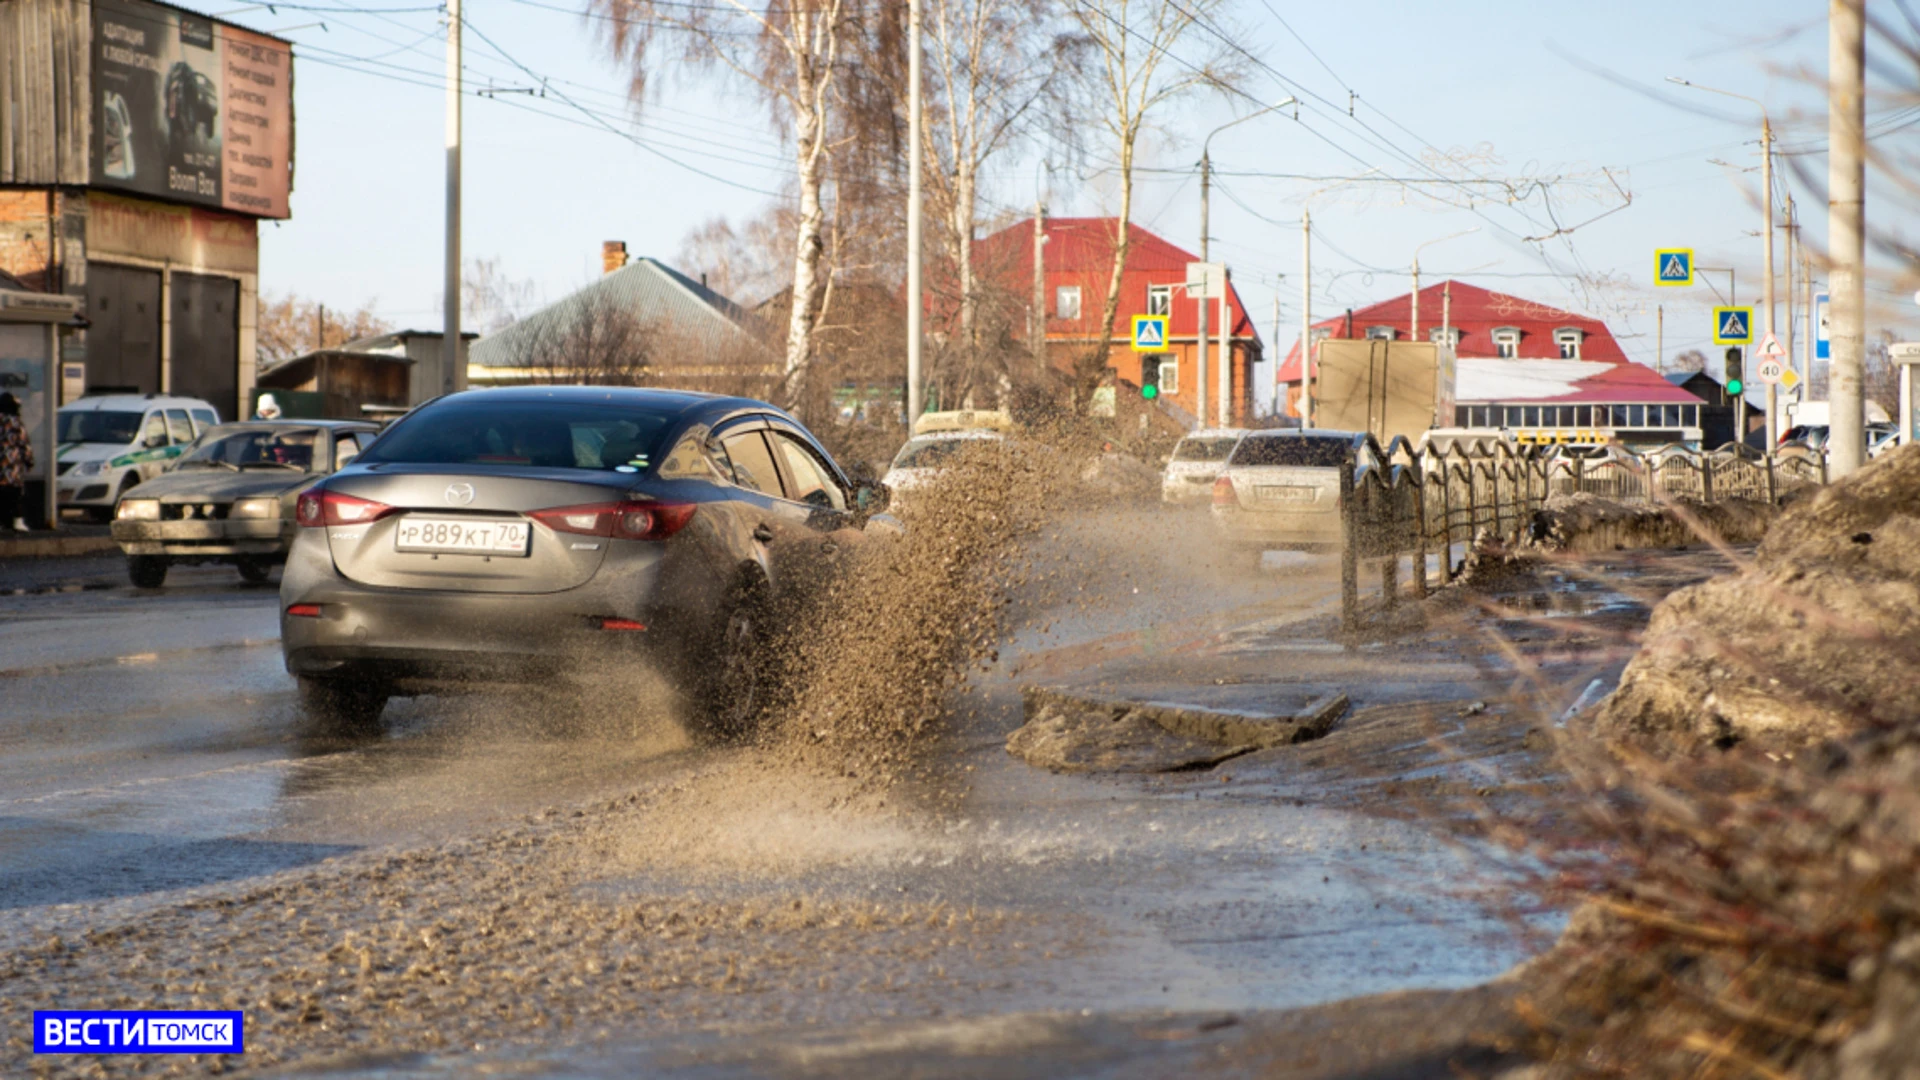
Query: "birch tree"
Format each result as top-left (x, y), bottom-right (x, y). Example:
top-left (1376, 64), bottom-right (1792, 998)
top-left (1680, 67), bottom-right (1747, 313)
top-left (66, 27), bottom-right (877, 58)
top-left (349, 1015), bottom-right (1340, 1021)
top-left (1065, 0), bottom-right (1241, 393)
top-left (590, 0), bottom-right (874, 402)
top-left (920, 0), bottom-right (1071, 402)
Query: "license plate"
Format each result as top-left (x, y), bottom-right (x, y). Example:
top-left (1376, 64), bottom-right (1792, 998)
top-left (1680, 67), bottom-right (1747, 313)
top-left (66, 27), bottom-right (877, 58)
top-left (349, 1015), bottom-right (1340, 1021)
top-left (1256, 485), bottom-right (1316, 504)
top-left (394, 517), bottom-right (530, 556)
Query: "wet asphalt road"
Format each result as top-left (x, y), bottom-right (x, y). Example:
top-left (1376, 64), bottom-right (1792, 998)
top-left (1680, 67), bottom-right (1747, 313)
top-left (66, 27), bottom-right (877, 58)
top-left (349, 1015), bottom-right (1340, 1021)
top-left (0, 526), bottom-right (1549, 1075)
top-left (0, 556), bottom-right (707, 944)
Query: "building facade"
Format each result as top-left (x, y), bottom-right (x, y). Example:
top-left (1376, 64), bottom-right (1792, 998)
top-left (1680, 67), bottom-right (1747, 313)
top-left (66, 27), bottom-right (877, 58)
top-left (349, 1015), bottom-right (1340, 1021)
top-left (976, 217), bottom-right (1262, 426)
top-left (1277, 282), bottom-right (1708, 447)
top-left (1, 0), bottom-right (294, 423)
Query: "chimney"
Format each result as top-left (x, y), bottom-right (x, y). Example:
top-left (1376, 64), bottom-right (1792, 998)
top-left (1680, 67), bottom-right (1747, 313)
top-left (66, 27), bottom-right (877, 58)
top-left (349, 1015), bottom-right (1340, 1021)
top-left (602, 241), bottom-right (628, 275)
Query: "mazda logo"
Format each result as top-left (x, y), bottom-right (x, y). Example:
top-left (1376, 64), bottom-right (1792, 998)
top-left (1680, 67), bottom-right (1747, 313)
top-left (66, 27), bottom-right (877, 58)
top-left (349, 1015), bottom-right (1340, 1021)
top-left (444, 483), bottom-right (476, 507)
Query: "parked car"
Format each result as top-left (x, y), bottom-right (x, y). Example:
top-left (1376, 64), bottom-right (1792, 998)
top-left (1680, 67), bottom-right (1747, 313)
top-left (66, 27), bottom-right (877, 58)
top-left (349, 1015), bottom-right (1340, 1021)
top-left (1210, 430), bottom-right (1362, 556)
top-left (55, 394), bottom-right (220, 520)
top-left (1778, 421), bottom-right (1901, 459)
top-left (110, 419), bottom-right (381, 588)
top-left (1160, 429), bottom-right (1246, 504)
top-left (883, 429), bottom-right (1007, 509)
top-left (279, 386), bottom-right (894, 734)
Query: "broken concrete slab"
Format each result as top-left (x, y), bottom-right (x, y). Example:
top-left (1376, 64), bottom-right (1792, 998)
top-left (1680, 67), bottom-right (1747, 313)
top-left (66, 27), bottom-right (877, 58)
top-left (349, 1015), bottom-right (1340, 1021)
top-left (1007, 686), bottom-right (1349, 774)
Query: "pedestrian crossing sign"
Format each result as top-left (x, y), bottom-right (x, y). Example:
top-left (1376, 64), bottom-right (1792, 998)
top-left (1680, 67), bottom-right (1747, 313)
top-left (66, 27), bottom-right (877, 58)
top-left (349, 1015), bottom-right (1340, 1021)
top-left (1655, 248), bottom-right (1694, 287)
top-left (1131, 314), bottom-right (1168, 351)
top-left (1713, 306), bottom-right (1753, 346)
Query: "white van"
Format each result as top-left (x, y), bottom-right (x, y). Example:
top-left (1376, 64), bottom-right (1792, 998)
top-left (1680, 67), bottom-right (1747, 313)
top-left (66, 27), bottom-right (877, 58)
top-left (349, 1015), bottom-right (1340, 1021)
top-left (55, 394), bottom-right (220, 519)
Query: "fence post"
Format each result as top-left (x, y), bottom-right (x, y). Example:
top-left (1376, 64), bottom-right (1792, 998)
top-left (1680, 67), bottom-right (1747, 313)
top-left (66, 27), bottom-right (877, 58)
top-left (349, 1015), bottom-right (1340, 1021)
top-left (1382, 550), bottom-right (1398, 608)
top-left (1340, 457), bottom-right (1359, 634)
top-left (1575, 454), bottom-right (1585, 496)
top-left (1413, 475), bottom-right (1430, 599)
top-left (1766, 454), bottom-right (1778, 505)
top-left (1439, 463), bottom-right (1456, 583)
top-left (1702, 450), bottom-right (1714, 502)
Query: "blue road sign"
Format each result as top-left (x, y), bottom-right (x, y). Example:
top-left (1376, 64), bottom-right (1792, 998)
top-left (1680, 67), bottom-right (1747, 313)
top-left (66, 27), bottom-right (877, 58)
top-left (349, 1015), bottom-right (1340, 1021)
top-left (1714, 306), bottom-right (1753, 346)
top-left (1655, 248), bottom-right (1694, 286)
top-left (1131, 314), bottom-right (1167, 351)
top-left (1815, 293), bottom-right (1830, 360)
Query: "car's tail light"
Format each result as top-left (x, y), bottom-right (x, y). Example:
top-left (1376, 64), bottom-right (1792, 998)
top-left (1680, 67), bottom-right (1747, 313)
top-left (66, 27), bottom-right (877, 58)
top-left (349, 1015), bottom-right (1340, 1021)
top-left (530, 501), bottom-right (695, 542)
top-left (1212, 475), bottom-right (1237, 506)
top-left (296, 489), bottom-right (395, 528)
top-left (286, 603), bottom-right (323, 618)
top-left (595, 617), bottom-right (647, 632)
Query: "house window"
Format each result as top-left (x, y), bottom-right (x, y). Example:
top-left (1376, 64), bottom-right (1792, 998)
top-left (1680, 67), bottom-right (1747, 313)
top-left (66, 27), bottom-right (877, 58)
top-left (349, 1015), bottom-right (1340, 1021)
top-left (1365, 325), bottom-right (1396, 341)
top-left (1554, 327), bottom-right (1584, 359)
top-left (1055, 285), bottom-right (1081, 320)
top-left (1146, 284), bottom-right (1171, 316)
top-left (1429, 327), bottom-right (1460, 347)
top-left (1159, 358), bottom-right (1179, 394)
top-left (1491, 327), bottom-right (1520, 359)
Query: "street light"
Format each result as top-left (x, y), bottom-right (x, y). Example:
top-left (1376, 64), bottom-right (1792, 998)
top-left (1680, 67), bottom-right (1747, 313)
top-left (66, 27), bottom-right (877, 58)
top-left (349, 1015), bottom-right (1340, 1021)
top-left (1409, 228), bottom-right (1478, 341)
top-left (1668, 75), bottom-right (1779, 445)
top-left (1195, 97), bottom-right (1296, 429)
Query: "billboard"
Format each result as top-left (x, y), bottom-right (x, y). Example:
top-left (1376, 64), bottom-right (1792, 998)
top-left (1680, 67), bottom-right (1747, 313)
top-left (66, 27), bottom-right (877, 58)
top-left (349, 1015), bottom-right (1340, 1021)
top-left (91, 0), bottom-right (292, 218)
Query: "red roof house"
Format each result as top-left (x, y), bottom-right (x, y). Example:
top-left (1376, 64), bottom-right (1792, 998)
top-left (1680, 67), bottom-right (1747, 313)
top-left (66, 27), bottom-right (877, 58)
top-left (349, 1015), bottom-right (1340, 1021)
top-left (975, 217), bottom-right (1263, 426)
top-left (1276, 282), bottom-right (1703, 435)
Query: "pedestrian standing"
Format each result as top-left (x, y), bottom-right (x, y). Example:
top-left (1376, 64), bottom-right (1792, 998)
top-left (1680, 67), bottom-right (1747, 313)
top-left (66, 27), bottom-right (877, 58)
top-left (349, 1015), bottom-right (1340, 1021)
top-left (0, 392), bottom-right (33, 532)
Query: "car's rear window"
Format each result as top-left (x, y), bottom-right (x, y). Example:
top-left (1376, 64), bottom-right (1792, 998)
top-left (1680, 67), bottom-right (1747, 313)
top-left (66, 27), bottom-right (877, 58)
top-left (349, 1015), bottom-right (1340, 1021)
top-left (1230, 436), bottom-right (1350, 468)
top-left (1172, 437), bottom-right (1239, 462)
top-left (358, 400), bottom-right (676, 472)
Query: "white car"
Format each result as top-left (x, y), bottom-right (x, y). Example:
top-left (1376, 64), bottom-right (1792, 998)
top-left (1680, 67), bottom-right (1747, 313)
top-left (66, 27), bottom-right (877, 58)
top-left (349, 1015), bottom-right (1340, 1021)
top-left (56, 394), bottom-right (220, 520)
top-left (1210, 429), bottom-right (1362, 554)
top-left (882, 430), bottom-right (1007, 509)
top-left (1161, 428), bottom-right (1246, 504)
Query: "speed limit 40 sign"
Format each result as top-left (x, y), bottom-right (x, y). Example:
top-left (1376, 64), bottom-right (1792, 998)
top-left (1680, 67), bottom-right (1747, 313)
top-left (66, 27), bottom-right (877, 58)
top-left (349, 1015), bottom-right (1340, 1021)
top-left (1756, 358), bottom-right (1785, 385)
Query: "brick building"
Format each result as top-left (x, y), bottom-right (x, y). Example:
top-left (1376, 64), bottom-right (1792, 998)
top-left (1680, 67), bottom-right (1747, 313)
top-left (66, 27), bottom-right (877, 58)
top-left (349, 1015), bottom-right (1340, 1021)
top-left (975, 217), bottom-right (1262, 426)
top-left (1, 0), bottom-right (294, 422)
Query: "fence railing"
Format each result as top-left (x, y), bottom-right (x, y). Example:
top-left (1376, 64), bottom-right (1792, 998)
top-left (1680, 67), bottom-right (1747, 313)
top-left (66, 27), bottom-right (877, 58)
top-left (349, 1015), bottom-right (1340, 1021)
top-left (1339, 436), bottom-right (1827, 631)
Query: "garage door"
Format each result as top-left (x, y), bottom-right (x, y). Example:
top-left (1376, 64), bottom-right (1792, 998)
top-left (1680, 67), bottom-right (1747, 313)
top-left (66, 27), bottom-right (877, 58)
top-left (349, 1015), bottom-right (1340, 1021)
top-left (85, 264), bottom-right (163, 395)
top-left (169, 272), bottom-right (240, 422)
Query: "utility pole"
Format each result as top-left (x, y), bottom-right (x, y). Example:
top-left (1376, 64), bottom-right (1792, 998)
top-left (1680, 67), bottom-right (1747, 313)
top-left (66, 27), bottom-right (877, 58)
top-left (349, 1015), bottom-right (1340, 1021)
top-left (1031, 198), bottom-right (1046, 378)
top-left (1656, 305), bottom-right (1663, 371)
top-left (1829, 0), bottom-right (1867, 478)
top-left (1761, 113), bottom-right (1778, 446)
top-left (1197, 148), bottom-right (1210, 429)
top-left (443, 0), bottom-right (463, 396)
top-left (1784, 196), bottom-right (1797, 402)
top-left (1300, 208), bottom-right (1312, 428)
top-left (906, 0), bottom-right (924, 428)
top-left (1217, 273), bottom-right (1229, 428)
top-left (316, 304), bottom-right (326, 351)
top-left (1803, 251), bottom-right (1815, 396)
top-left (1410, 229), bottom-right (1477, 343)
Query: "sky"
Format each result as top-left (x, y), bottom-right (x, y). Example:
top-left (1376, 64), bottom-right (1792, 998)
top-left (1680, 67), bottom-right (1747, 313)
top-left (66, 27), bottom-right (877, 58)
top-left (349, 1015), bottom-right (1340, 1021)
top-left (192, 0), bottom-right (1920, 410)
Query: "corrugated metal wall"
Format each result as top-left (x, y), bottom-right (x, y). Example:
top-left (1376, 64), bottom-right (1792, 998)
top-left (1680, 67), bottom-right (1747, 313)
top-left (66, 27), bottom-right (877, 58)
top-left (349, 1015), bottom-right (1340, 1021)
top-left (0, 0), bottom-right (92, 185)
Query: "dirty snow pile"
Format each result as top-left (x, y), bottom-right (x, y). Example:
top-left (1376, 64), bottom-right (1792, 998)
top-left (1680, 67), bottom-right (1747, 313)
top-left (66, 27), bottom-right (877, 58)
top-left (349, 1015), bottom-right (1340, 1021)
top-left (1526, 491), bottom-right (1776, 555)
top-left (1513, 444), bottom-right (1920, 1079)
top-left (1588, 443), bottom-right (1920, 752)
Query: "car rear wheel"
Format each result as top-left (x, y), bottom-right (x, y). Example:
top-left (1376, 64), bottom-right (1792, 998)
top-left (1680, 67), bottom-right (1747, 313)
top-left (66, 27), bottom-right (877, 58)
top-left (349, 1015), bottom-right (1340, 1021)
top-left (699, 580), bottom-right (771, 741)
top-left (236, 556), bottom-right (274, 584)
top-left (296, 676), bottom-right (390, 736)
top-left (127, 555), bottom-right (168, 589)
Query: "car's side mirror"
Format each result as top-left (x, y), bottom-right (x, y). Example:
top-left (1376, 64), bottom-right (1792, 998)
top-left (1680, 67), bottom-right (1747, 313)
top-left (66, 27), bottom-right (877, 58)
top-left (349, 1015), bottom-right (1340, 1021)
top-left (843, 460), bottom-right (891, 518)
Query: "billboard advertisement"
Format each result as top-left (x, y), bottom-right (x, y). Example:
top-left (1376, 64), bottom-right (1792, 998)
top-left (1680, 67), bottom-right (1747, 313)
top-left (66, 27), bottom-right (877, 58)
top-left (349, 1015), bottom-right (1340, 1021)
top-left (91, 0), bottom-right (293, 218)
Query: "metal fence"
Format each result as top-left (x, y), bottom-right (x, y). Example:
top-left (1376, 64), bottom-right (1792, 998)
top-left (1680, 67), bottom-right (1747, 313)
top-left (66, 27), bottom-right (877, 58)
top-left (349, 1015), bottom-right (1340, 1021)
top-left (1338, 435), bottom-right (1827, 630)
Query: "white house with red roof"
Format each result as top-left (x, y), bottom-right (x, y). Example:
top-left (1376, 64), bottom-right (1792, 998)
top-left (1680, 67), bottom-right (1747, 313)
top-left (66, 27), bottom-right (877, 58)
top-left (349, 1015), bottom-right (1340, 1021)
top-left (975, 217), bottom-right (1262, 425)
top-left (1276, 282), bottom-right (1708, 446)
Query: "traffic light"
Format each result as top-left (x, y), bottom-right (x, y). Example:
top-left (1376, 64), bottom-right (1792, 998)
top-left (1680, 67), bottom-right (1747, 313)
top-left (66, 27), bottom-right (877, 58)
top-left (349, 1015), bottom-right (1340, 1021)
top-left (1724, 346), bottom-right (1744, 397)
top-left (1140, 356), bottom-right (1161, 399)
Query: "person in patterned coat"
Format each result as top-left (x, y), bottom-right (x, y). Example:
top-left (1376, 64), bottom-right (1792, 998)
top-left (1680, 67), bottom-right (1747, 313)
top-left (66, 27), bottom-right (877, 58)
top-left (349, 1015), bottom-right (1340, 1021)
top-left (0, 392), bottom-right (34, 531)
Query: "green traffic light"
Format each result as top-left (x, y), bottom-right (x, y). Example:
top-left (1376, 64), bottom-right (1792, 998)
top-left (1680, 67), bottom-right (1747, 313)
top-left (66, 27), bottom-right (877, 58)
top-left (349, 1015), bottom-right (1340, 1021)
top-left (1727, 379), bottom-right (1743, 395)
top-left (1142, 384), bottom-right (1159, 399)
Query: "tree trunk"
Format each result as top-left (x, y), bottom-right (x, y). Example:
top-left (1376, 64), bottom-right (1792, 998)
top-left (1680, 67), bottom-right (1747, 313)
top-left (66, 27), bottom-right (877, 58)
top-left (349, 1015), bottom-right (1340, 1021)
top-left (781, 50), bottom-right (830, 406)
top-left (1081, 132), bottom-right (1134, 397)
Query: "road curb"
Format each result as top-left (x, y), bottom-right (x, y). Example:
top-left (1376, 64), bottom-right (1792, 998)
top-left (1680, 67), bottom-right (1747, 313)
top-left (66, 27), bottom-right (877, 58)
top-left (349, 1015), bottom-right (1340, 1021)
top-left (0, 535), bottom-right (120, 559)
top-left (1020, 685), bottom-right (1350, 751)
